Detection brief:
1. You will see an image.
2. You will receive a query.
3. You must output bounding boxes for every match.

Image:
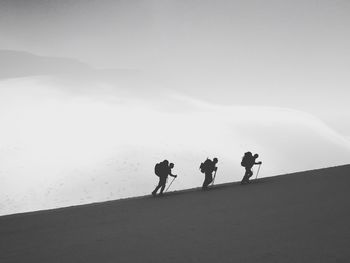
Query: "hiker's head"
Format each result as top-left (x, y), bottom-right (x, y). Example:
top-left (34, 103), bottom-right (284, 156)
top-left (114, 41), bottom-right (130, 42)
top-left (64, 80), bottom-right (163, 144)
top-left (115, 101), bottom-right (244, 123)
top-left (254, 154), bottom-right (259, 158)
top-left (213, 158), bottom-right (218, 163)
top-left (169, 163), bottom-right (174, 168)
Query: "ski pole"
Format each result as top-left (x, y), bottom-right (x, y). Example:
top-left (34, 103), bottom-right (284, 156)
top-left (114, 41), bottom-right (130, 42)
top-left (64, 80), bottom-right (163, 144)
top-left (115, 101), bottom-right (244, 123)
top-left (165, 177), bottom-right (176, 192)
top-left (255, 164), bottom-right (261, 179)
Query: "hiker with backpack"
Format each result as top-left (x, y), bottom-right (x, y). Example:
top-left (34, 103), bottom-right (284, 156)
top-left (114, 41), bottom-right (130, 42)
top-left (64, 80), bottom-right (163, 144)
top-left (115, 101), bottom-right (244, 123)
top-left (240, 152), bottom-right (262, 184)
top-left (200, 157), bottom-right (218, 189)
top-left (152, 160), bottom-right (177, 196)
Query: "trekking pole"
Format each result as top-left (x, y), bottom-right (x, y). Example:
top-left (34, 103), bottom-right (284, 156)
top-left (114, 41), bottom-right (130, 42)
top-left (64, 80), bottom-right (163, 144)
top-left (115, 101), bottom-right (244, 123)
top-left (165, 177), bottom-right (176, 192)
top-left (255, 164), bottom-right (261, 180)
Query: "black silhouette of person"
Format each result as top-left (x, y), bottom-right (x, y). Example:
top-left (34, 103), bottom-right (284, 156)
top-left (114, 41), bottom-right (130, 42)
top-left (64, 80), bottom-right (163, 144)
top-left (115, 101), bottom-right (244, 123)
top-left (152, 160), bottom-right (177, 196)
top-left (241, 152), bottom-right (262, 184)
top-left (200, 158), bottom-right (218, 189)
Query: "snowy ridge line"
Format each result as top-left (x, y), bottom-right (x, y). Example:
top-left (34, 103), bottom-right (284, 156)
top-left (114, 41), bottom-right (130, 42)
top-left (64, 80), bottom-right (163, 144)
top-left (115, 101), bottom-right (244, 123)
top-left (1, 163), bottom-right (349, 219)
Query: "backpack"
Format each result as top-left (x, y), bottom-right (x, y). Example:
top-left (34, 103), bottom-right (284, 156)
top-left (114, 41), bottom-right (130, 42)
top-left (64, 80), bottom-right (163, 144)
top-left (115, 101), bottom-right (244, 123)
top-left (200, 159), bottom-right (211, 173)
top-left (154, 162), bottom-right (162, 177)
top-left (241, 152), bottom-right (252, 167)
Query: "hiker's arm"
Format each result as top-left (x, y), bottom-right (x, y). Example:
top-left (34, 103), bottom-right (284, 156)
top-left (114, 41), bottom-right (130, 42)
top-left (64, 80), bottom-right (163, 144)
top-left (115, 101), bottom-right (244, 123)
top-left (169, 172), bottom-right (177, 178)
top-left (255, 161), bottom-right (262, 165)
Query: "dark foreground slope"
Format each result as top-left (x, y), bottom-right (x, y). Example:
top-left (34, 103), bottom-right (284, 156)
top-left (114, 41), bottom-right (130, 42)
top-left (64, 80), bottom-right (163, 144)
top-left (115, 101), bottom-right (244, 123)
top-left (1, 165), bottom-right (350, 263)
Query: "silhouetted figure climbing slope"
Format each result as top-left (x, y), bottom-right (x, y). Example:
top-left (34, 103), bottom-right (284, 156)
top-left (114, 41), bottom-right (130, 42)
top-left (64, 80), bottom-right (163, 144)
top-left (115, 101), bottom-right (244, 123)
top-left (200, 157), bottom-right (218, 189)
top-left (152, 160), bottom-right (177, 196)
top-left (240, 152), bottom-right (262, 184)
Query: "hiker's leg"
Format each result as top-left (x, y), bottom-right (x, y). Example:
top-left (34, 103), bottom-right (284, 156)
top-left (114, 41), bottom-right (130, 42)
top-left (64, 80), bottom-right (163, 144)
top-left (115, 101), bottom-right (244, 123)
top-left (152, 178), bottom-right (162, 194)
top-left (241, 168), bottom-right (250, 183)
top-left (202, 174), bottom-right (207, 188)
top-left (243, 169), bottom-right (253, 183)
top-left (202, 179), bottom-right (207, 188)
top-left (202, 173), bottom-right (212, 188)
top-left (208, 173), bottom-right (213, 185)
top-left (159, 177), bottom-right (167, 194)
top-left (247, 169), bottom-right (253, 179)
top-left (160, 183), bottom-right (166, 194)
top-left (152, 185), bottom-right (160, 194)
top-left (202, 174), bottom-right (208, 188)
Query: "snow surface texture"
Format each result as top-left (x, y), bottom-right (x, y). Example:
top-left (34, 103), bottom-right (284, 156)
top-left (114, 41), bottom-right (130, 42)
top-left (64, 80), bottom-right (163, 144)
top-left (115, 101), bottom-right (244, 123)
top-left (0, 165), bottom-right (349, 263)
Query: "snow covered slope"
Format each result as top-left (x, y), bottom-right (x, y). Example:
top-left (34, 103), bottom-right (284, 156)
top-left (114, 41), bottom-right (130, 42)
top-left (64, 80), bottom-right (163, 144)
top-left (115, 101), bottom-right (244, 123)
top-left (1, 164), bottom-right (349, 263)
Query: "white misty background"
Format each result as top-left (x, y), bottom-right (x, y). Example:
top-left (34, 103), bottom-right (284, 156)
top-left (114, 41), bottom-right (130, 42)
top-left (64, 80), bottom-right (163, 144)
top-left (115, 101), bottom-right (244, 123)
top-left (0, 0), bottom-right (349, 215)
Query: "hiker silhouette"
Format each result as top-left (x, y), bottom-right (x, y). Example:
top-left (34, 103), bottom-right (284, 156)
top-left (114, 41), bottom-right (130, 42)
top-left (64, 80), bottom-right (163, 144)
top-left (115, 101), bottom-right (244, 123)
top-left (200, 157), bottom-right (218, 189)
top-left (240, 152), bottom-right (262, 184)
top-left (152, 160), bottom-right (177, 196)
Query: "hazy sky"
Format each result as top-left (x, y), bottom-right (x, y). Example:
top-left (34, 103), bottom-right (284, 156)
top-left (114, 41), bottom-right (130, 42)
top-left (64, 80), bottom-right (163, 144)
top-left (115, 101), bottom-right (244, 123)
top-left (1, 0), bottom-right (349, 134)
top-left (0, 0), bottom-right (349, 215)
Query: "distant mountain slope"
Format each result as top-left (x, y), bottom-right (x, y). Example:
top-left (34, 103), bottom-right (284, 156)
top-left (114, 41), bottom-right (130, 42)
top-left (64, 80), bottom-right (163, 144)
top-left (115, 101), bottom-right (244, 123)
top-left (0, 50), bottom-right (141, 81)
top-left (1, 164), bottom-right (349, 263)
top-left (0, 50), bottom-right (93, 79)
